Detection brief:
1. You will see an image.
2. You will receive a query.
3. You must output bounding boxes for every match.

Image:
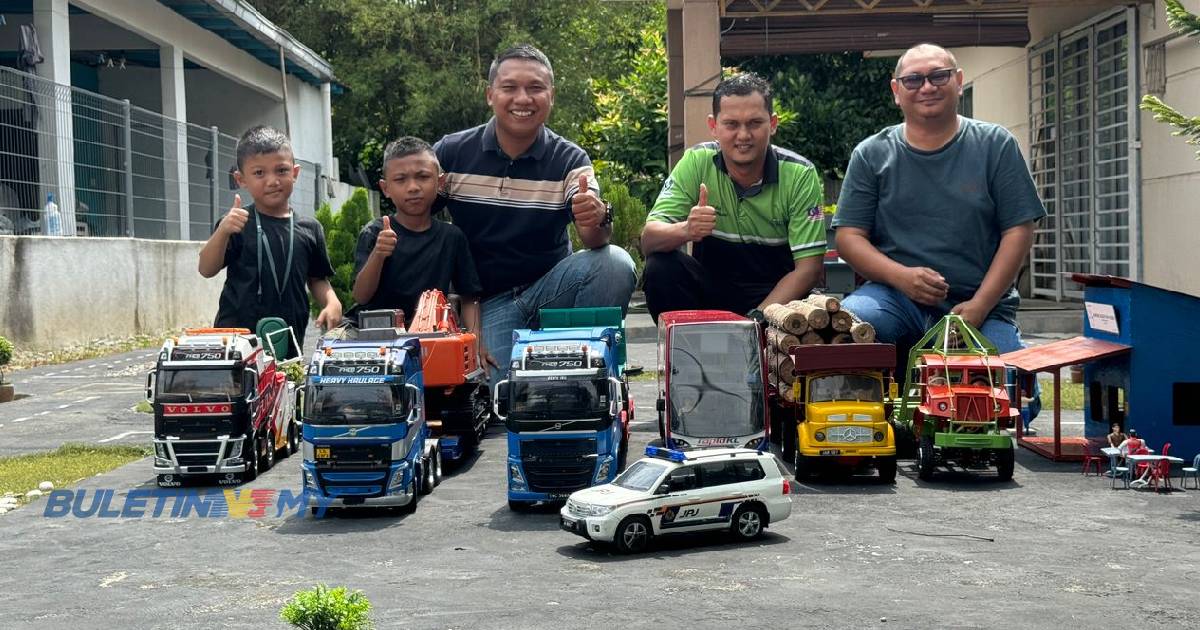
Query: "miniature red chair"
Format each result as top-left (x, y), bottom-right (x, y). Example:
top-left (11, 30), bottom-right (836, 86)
top-left (1149, 457), bottom-right (1172, 492)
top-left (1081, 442), bottom-right (1105, 477)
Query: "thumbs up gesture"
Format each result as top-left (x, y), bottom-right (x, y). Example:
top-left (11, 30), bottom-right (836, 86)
top-left (372, 215), bottom-right (397, 258)
top-left (570, 173), bottom-right (605, 228)
top-left (218, 194), bottom-right (250, 236)
top-left (686, 183), bottom-right (716, 242)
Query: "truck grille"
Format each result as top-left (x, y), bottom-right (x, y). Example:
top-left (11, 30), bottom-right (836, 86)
top-left (170, 441), bottom-right (223, 467)
top-left (160, 416), bottom-right (236, 440)
top-left (825, 425), bottom-right (874, 444)
top-left (315, 444), bottom-right (391, 470)
top-left (521, 438), bottom-right (596, 494)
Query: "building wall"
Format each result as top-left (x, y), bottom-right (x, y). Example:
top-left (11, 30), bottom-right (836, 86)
top-left (1140, 0), bottom-right (1200, 297)
top-left (0, 235), bottom-right (224, 350)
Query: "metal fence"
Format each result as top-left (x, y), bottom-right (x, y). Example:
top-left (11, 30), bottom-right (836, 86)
top-left (0, 64), bottom-right (320, 240)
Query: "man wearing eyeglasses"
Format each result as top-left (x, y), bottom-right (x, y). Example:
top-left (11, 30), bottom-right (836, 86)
top-left (833, 43), bottom-right (1046, 428)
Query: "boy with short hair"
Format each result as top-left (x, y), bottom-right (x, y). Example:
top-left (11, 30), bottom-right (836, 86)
top-left (351, 136), bottom-right (487, 361)
top-left (199, 125), bottom-right (342, 355)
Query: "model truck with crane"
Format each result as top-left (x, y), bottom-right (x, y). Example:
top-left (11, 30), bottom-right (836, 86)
top-left (493, 307), bottom-right (631, 511)
top-left (779, 343), bottom-right (899, 482)
top-left (300, 310), bottom-right (439, 513)
top-left (654, 310), bottom-right (770, 451)
top-left (892, 314), bottom-right (1018, 481)
top-left (148, 327), bottom-right (299, 487)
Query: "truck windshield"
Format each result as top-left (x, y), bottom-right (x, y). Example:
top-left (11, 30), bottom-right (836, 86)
top-left (510, 378), bottom-right (607, 420)
top-left (809, 374), bottom-right (883, 403)
top-left (613, 460), bottom-right (668, 492)
top-left (156, 368), bottom-right (241, 401)
top-left (668, 323), bottom-right (764, 439)
top-left (306, 385), bottom-right (407, 425)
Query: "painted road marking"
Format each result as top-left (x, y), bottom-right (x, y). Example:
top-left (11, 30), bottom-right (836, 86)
top-left (72, 396), bottom-right (101, 404)
top-left (36, 411), bottom-right (50, 416)
top-left (57, 404), bottom-right (71, 409)
top-left (12, 417), bottom-right (29, 423)
top-left (98, 431), bottom-right (152, 443)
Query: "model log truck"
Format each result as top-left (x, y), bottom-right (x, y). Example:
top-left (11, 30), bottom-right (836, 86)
top-left (148, 327), bottom-right (299, 487)
top-left (493, 307), bottom-right (632, 511)
top-left (300, 310), bottom-right (439, 513)
top-left (655, 310), bottom-right (770, 451)
top-left (893, 314), bottom-right (1018, 481)
top-left (778, 343), bottom-right (899, 483)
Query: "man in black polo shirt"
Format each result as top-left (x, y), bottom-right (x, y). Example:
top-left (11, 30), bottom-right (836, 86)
top-left (434, 44), bottom-right (637, 383)
top-left (640, 73), bottom-right (826, 321)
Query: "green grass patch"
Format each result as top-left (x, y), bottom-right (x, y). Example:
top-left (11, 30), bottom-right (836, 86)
top-left (0, 443), bottom-right (151, 507)
top-left (133, 400), bottom-right (153, 414)
top-left (9, 331), bottom-right (173, 371)
top-left (1037, 379), bottom-right (1085, 411)
top-left (626, 369), bottom-right (659, 382)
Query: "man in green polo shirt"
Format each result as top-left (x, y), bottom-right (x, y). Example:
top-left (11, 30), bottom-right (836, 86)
top-left (640, 73), bottom-right (826, 322)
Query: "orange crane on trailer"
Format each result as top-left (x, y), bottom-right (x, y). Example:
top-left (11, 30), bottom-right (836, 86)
top-left (405, 289), bottom-right (491, 464)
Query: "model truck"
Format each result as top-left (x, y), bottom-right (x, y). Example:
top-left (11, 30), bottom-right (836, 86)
top-left (406, 290), bottom-right (490, 464)
top-left (781, 343), bottom-right (898, 483)
top-left (494, 307), bottom-right (630, 511)
top-left (893, 314), bottom-right (1018, 481)
top-left (300, 314), bottom-right (440, 513)
top-left (148, 327), bottom-right (298, 487)
top-left (655, 310), bottom-right (769, 450)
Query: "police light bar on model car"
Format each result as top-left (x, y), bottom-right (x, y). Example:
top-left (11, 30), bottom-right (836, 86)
top-left (644, 445), bottom-right (687, 462)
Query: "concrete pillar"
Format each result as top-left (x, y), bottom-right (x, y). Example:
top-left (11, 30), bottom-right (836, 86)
top-left (681, 0), bottom-right (721, 151)
top-left (321, 82), bottom-right (334, 177)
top-left (666, 6), bottom-right (685, 167)
top-left (160, 44), bottom-right (190, 240)
top-left (33, 0), bottom-right (77, 235)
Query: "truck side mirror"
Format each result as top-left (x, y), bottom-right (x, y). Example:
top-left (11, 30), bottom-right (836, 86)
top-left (244, 369), bottom-right (259, 403)
top-left (889, 381), bottom-right (899, 399)
top-left (656, 398), bottom-right (665, 413)
top-left (145, 371), bottom-right (155, 401)
top-left (493, 380), bottom-right (510, 420)
top-left (294, 384), bottom-right (305, 424)
top-left (405, 383), bottom-right (421, 423)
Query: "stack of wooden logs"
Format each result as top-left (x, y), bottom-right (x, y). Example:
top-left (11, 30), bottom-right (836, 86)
top-left (764, 294), bottom-right (877, 404)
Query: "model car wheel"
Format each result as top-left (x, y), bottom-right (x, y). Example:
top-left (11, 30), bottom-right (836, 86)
top-left (781, 420), bottom-right (797, 463)
top-left (794, 451), bottom-right (812, 480)
top-left (240, 437), bottom-right (258, 483)
top-left (996, 446), bottom-right (1015, 481)
top-left (731, 504), bottom-right (766, 541)
top-left (432, 450), bottom-right (443, 486)
top-left (614, 516), bottom-right (652, 554)
top-left (401, 471), bottom-right (419, 515)
top-left (877, 456), bottom-right (897, 484)
top-left (917, 435), bottom-right (936, 481)
top-left (617, 435), bottom-right (629, 472)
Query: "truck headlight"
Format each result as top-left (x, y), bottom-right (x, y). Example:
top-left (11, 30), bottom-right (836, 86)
top-left (593, 456), bottom-right (614, 483)
top-left (814, 431), bottom-right (826, 442)
top-left (224, 440), bottom-right (242, 459)
top-left (874, 431), bottom-right (885, 442)
top-left (388, 469), bottom-right (405, 490)
top-left (154, 442), bottom-right (168, 459)
top-left (509, 463), bottom-right (526, 490)
top-left (303, 470), bottom-right (317, 489)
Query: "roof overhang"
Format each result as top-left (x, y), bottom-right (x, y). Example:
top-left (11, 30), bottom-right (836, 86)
top-left (1000, 336), bottom-right (1131, 373)
top-left (716, 0), bottom-right (1147, 56)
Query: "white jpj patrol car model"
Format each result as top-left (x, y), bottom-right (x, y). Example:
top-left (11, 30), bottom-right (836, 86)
top-left (560, 446), bottom-right (792, 553)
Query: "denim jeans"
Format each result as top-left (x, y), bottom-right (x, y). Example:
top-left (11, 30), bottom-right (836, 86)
top-left (842, 281), bottom-right (1042, 427)
top-left (481, 245), bottom-right (637, 385)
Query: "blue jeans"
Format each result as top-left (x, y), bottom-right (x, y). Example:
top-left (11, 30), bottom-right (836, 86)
top-left (842, 281), bottom-right (1042, 428)
top-left (481, 245), bottom-right (637, 385)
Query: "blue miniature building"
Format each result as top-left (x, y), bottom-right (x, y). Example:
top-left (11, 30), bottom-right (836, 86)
top-left (1074, 274), bottom-right (1200, 459)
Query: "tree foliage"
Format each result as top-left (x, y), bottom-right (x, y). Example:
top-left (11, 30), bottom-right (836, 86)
top-left (1140, 0), bottom-right (1200, 159)
top-left (314, 188), bottom-right (372, 313)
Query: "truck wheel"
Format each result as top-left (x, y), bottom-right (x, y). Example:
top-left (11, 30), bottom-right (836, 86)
top-left (507, 499), bottom-right (531, 512)
top-left (917, 435), bottom-right (936, 481)
top-left (794, 452), bottom-right (812, 481)
top-left (286, 422), bottom-right (300, 456)
top-left (260, 432), bottom-right (275, 473)
top-left (431, 450), bottom-right (443, 487)
top-left (614, 516), bottom-right (652, 554)
top-left (877, 456), bottom-right (897, 484)
top-left (617, 435), bottom-right (629, 471)
top-left (400, 472), bottom-right (419, 515)
top-left (238, 436), bottom-right (258, 483)
top-left (781, 421), bottom-right (797, 463)
top-left (996, 447), bottom-right (1015, 481)
top-left (730, 504), bottom-right (767, 541)
top-left (421, 456), bottom-right (435, 495)
top-left (769, 413), bottom-right (783, 445)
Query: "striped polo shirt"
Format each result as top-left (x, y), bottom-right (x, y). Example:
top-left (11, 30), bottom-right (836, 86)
top-left (648, 142), bottom-right (826, 295)
top-left (433, 118), bottom-right (596, 299)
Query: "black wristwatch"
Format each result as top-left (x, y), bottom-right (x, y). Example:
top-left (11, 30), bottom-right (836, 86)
top-left (600, 201), bottom-right (614, 227)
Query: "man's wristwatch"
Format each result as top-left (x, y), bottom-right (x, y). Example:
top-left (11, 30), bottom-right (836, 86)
top-left (600, 201), bottom-right (614, 227)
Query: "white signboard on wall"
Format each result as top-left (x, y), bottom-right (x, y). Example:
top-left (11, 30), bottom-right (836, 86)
top-left (1084, 302), bottom-right (1119, 335)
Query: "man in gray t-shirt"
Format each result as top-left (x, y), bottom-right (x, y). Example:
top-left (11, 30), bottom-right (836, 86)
top-left (834, 43), bottom-right (1046, 427)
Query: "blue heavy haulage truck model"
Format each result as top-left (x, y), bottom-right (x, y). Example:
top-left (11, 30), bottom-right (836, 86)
top-left (300, 321), bottom-right (441, 515)
top-left (494, 308), bottom-right (631, 511)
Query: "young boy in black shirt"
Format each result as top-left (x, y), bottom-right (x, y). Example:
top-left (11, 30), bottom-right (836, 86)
top-left (351, 136), bottom-right (489, 364)
top-left (199, 125), bottom-right (342, 355)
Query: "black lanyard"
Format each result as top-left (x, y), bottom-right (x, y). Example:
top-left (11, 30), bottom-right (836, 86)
top-left (255, 211), bottom-right (295, 298)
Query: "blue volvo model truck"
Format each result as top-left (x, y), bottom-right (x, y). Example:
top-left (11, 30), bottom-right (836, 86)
top-left (494, 308), bottom-right (631, 511)
top-left (300, 321), bottom-right (441, 515)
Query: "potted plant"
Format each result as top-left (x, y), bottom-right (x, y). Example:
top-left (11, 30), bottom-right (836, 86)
top-left (280, 584), bottom-right (373, 630)
top-left (0, 336), bottom-right (14, 403)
